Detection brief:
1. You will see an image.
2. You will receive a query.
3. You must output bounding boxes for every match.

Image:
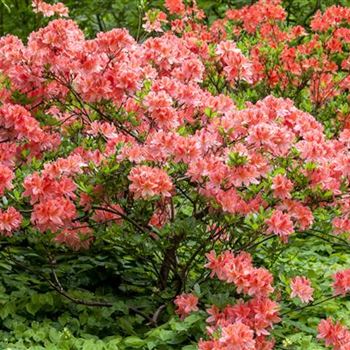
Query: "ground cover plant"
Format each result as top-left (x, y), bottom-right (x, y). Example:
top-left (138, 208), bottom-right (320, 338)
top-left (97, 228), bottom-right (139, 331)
top-left (0, 0), bottom-right (350, 349)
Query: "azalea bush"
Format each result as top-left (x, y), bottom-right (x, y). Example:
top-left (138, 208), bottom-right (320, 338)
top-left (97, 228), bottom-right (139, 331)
top-left (1, 0), bottom-right (350, 349)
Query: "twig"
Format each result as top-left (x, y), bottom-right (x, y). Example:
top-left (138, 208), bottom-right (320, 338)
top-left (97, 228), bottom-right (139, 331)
top-left (149, 304), bottom-right (166, 326)
top-left (281, 294), bottom-right (338, 316)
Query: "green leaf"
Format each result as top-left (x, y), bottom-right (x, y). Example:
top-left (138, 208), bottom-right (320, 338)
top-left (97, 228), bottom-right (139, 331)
top-left (158, 330), bottom-right (177, 342)
top-left (0, 0), bottom-right (10, 12)
top-left (26, 301), bottom-right (41, 316)
top-left (184, 313), bottom-right (202, 325)
top-left (118, 317), bottom-right (135, 335)
top-left (48, 327), bottom-right (60, 343)
top-left (182, 346), bottom-right (197, 350)
top-left (123, 336), bottom-right (145, 348)
top-left (193, 284), bottom-right (201, 297)
top-left (83, 339), bottom-right (98, 350)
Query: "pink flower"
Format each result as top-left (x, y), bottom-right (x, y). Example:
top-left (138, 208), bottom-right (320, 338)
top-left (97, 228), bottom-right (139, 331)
top-left (149, 203), bottom-right (171, 229)
top-left (205, 250), bottom-right (274, 297)
top-left (31, 198), bottom-right (76, 232)
top-left (174, 293), bottom-right (198, 319)
top-left (128, 166), bottom-right (173, 199)
top-left (216, 41), bottom-right (254, 84)
top-left (266, 210), bottom-right (294, 243)
top-left (205, 250), bottom-right (231, 280)
top-left (318, 318), bottom-right (350, 348)
top-left (311, 5), bottom-right (350, 32)
top-left (198, 340), bottom-right (217, 350)
top-left (32, 0), bottom-right (69, 17)
top-left (204, 250), bottom-right (226, 279)
top-left (54, 224), bottom-right (93, 251)
top-left (204, 297), bottom-right (280, 340)
top-left (173, 58), bottom-right (205, 83)
top-left (332, 269), bottom-right (350, 296)
top-left (240, 267), bottom-right (274, 297)
top-left (0, 165), bottom-right (14, 195)
top-left (143, 10), bottom-right (167, 33)
top-left (219, 322), bottom-right (255, 349)
top-left (249, 297), bottom-right (281, 335)
top-left (333, 217), bottom-right (350, 235)
top-left (272, 174), bottom-right (293, 200)
top-left (165, 0), bottom-right (185, 14)
top-left (23, 173), bottom-right (76, 204)
top-left (0, 207), bottom-right (22, 236)
top-left (255, 336), bottom-right (275, 350)
top-left (290, 276), bottom-right (314, 303)
top-left (280, 200), bottom-right (313, 230)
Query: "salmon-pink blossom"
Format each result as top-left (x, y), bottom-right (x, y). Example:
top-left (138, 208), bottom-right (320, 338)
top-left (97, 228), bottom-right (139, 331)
top-left (54, 224), bottom-right (93, 251)
top-left (32, 0), bottom-right (69, 17)
top-left (0, 207), bottom-right (22, 236)
top-left (318, 318), bottom-right (350, 349)
top-left (266, 210), bottom-right (294, 242)
top-left (332, 269), bottom-right (350, 296)
top-left (290, 276), bottom-right (314, 303)
top-left (219, 322), bottom-right (255, 349)
top-left (128, 166), bottom-right (173, 199)
top-left (165, 0), bottom-right (185, 14)
top-left (174, 293), bottom-right (198, 319)
top-left (0, 165), bottom-right (14, 195)
top-left (31, 198), bottom-right (76, 232)
top-left (205, 250), bottom-right (274, 297)
top-left (272, 174), bottom-right (293, 199)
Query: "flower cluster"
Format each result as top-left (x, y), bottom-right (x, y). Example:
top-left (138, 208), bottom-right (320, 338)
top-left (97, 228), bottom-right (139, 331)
top-left (332, 269), bottom-right (350, 296)
top-left (128, 166), bottom-right (173, 199)
top-left (0, 207), bottom-right (22, 237)
top-left (318, 318), bottom-right (350, 349)
top-left (266, 210), bottom-right (294, 243)
top-left (223, 0), bottom-right (350, 107)
top-left (200, 250), bottom-right (279, 348)
top-left (205, 251), bottom-right (274, 297)
top-left (290, 276), bottom-right (314, 304)
top-left (174, 293), bottom-right (199, 319)
top-left (32, 0), bottom-right (69, 17)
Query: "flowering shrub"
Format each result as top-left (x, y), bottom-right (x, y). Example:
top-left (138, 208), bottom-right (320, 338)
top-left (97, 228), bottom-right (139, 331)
top-left (1, 0), bottom-right (350, 349)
